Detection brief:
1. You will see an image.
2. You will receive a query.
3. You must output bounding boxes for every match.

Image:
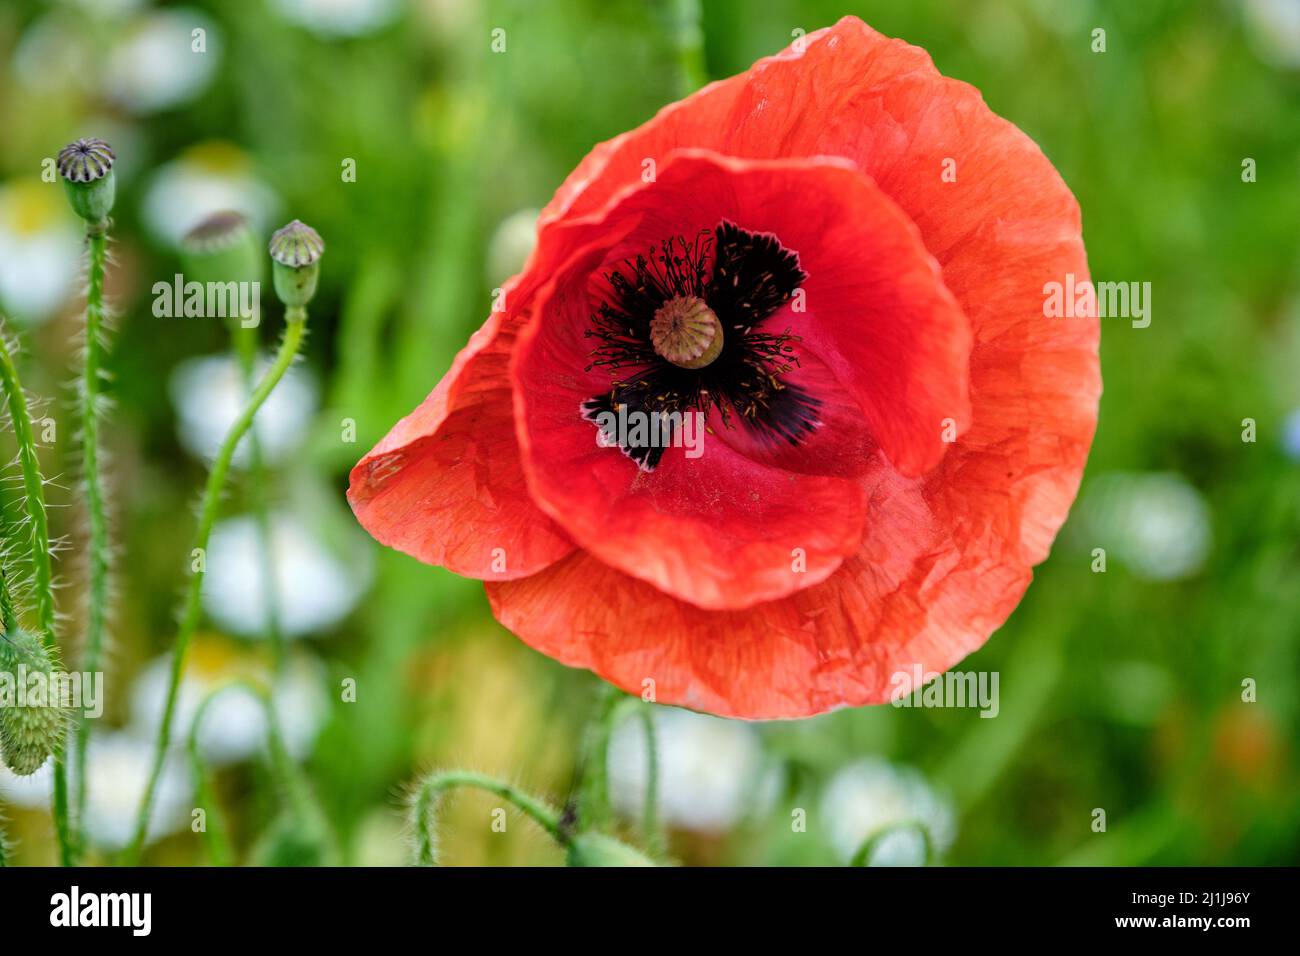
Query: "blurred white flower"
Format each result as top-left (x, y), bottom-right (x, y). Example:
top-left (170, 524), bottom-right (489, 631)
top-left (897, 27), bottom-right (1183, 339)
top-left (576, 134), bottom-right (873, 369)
top-left (0, 179), bottom-right (83, 325)
top-left (485, 208), bottom-right (539, 288)
top-left (0, 759), bottom-right (49, 809)
top-left (1244, 0), bottom-right (1300, 69)
top-left (1074, 472), bottom-right (1211, 581)
top-left (202, 513), bottom-right (371, 638)
top-left (142, 142), bottom-right (279, 248)
top-left (820, 758), bottom-right (955, 866)
top-left (130, 643), bottom-right (328, 766)
top-left (12, 15), bottom-right (96, 92)
top-left (608, 706), bottom-right (772, 833)
top-left (271, 0), bottom-right (401, 37)
top-left (1283, 407), bottom-right (1300, 462)
top-left (170, 352), bottom-right (318, 467)
top-left (0, 733), bottom-right (191, 852)
top-left (106, 9), bottom-right (220, 113)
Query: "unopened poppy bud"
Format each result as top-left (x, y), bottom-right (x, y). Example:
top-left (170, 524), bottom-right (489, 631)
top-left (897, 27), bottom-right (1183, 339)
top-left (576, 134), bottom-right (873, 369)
top-left (57, 138), bottom-right (116, 233)
top-left (268, 219), bottom-right (324, 309)
top-left (0, 629), bottom-right (69, 776)
top-left (564, 832), bottom-right (657, 867)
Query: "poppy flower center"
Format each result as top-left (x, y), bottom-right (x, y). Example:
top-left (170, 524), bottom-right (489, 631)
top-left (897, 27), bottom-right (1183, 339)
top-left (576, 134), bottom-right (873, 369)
top-left (650, 295), bottom-right (723, 369)
top-left (582, 221), bottom-right (820, 471)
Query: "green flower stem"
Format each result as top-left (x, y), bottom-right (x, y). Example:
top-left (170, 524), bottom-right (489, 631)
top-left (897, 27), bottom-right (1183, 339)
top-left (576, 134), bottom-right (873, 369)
top-left (187, 676), bottom-right (312, 865)
top-left (186, 683), bottom-right (250, 867)
top-left (232, 325), bottom-right (286, 675)
top-left (635, 706), bottom-right (664, 857)
top-left (411, 770), bottom-right (562, 866)
top-left (0, 567), bottom-right (17, 632)
top-left (74, 229), bottom-right (111, 854)
top-left (577, 682), bottom-right (623, 831)
top-left (666, 0), bottom-right (708, 95)
top-left (126, 308), bottom-right (308, 863)
top-left (849, 821), bottom-right (933, 868)
top-left (0, 328), bottom-right (74, 866)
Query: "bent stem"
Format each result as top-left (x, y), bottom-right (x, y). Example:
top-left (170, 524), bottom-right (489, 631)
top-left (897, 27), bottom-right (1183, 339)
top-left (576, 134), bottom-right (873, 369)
top-left (186, 683), bottom-right (250, 867)
top-left (411, 770), bottom-right (562, 866)
top-left (0, 328), bottom-right (73, 866)
top-left (187, 676), bottom-right (315, 865)
top-left (125, 308), bottom-right (308, 863)
top-left (849, 822), bottom-right (933, 868)
top-left (74, 230), bottom-right (111, 854)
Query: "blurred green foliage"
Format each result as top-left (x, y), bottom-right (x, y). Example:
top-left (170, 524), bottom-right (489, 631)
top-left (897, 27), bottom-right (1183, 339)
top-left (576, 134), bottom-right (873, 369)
top-left (0, 0), bottom-right (1296, 865)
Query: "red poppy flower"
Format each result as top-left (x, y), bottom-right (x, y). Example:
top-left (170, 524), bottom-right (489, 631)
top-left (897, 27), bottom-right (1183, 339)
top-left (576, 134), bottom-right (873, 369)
top-left (348, 16), bottom-right (1100, 719)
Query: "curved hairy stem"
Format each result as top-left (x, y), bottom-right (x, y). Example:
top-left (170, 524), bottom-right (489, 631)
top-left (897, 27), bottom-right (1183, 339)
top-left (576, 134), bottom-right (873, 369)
top-left (0, 327), bottom-right (73, 865)
top-left (125, 309), bottom-right (308, 863)
top-left (74, 230), bottom-right (111, 852)
top-left (411, 770), bottom-right (562, 866)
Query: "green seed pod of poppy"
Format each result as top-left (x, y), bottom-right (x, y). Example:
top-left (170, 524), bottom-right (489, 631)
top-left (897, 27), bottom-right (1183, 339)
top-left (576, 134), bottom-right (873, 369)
top-left (182, 210), bottom-right (264, 287)
top-left (0, 629), bottom-right (70, 776)
top-left (565, 833), bottom-right (657, 867)
top-left (57, 138), bottom-right (116, 232)
top-left (268, 219), bottom-right (324, 308)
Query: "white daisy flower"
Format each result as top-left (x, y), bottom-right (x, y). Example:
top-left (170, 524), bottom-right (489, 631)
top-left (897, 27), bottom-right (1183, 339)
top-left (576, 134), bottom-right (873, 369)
top-left (202, 513), bottom-right (371, 638)
top-left (271, 0), bottom-right (402, 38)
top-left (1074, 472), bottom-right (1212, 581)
top-left (820, 757), bottom-right (955, 866)
top-left (0, 732), bottom-right (192, 852)
top-left (105, 9), bottom-right (220, 114)
top-left (1244, 0), bottom-right (1300, 69)
top-left (141, 142), bottom-right (279, 248)
top-left (0, 179), bottom-right (83, 326)
top-left (129, 642), bottom-right (328, 766)
top-left (170, 352), bottom-right (318, 467)
top-left (608, 706), bottom-right (772, 833)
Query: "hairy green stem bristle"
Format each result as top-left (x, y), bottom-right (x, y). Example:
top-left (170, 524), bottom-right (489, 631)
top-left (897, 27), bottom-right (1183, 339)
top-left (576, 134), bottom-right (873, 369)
top-left (74, 228), bottom-right (112, 859)
top-left (125, 310), bottom-right (309, 863)
top-left (0, 325), bottom-right (73, 865)
top-left (410, 770), bottom-right (563, 867)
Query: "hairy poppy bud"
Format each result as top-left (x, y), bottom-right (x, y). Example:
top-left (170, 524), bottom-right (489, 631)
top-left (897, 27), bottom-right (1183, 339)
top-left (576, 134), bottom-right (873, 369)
top-left (268, 219), bottom-right (324, 308)
top-left (564, 832), bottom-right (657, 867)
top-left (0, 628), bottom-right (69, 776)
top-left (57, 138), bottom-right (116, 233)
